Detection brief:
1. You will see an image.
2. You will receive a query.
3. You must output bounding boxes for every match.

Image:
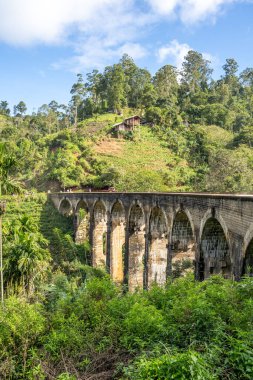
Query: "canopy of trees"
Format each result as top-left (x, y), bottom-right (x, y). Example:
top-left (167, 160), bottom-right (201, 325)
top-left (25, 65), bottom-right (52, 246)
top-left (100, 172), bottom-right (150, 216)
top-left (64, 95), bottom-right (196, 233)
top-left (1, 51), bottom-right (253, 193)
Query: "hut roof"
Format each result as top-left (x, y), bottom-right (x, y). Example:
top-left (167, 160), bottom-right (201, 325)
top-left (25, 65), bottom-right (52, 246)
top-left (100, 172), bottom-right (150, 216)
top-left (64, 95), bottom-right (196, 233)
top-left (124, 115), bottom-right (140, 121)
top-left (112, 121), bottom-right (125, 127)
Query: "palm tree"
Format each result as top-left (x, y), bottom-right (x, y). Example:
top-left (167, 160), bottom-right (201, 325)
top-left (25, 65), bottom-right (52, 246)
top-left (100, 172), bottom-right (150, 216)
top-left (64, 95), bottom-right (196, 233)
top-left (4, 215), bottom-right (51, 296)
top-left (0, 143), bottom-right (22, 302)
top-left (0, 202), bottom-right (6, 303)
top-left (0, 142), bottom-right (22, 196)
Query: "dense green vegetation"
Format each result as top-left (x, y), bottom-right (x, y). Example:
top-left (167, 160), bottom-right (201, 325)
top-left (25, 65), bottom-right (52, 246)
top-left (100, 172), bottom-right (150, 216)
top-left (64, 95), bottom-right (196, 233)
top-left (1, 52), bottom-right (253, 193)
top-left (0, 271), bottom-right (253, 379)
top-left (1, 51), bottom-right (253, 378)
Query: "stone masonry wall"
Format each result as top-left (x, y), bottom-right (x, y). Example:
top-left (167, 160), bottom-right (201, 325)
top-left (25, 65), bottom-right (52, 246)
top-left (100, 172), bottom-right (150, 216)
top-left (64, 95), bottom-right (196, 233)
top-left (50, 192), bottom-right (253, 287)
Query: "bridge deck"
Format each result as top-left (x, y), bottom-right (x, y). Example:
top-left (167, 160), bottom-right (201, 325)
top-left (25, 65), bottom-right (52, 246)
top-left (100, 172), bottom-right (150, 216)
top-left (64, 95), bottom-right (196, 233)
top-left (54, 191), bottom-right (253, 200)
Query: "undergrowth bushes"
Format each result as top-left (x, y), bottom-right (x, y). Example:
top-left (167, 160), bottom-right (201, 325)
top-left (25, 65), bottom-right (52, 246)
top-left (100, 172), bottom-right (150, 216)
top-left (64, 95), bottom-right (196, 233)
top-left (0, 273), bottom-right (252, 379)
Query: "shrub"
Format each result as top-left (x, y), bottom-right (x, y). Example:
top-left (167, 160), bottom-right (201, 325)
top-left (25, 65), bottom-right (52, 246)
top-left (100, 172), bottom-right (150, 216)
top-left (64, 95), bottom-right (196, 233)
top-left (0, 297), bottom-right (45, 378)
top-left (121, 302), bottom-right (166, 351)
top-left (225, 333), bottom-right (253, 380)
top-left (125, 350), bottom-right (216, 380)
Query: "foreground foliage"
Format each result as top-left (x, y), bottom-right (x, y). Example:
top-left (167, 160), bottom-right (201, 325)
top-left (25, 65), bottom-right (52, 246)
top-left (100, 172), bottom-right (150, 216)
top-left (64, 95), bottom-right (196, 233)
top-left (0, 273), bottom-right (252, 379)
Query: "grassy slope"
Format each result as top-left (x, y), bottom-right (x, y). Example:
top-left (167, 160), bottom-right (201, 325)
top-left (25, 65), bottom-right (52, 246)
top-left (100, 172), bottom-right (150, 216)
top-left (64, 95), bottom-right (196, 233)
top-left (77, 112), bottom-right (124, 137)
top-left (93, 125), bottom-right (195, 192)
top-left (2, 194), bottom-right (74, 248)
top-left (1, 111), bottom-right (237, 193)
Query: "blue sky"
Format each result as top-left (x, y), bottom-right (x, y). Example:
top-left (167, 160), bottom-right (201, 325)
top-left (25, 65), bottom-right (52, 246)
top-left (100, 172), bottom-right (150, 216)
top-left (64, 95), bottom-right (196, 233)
top-left (0, 0), bottom-right (253, 113)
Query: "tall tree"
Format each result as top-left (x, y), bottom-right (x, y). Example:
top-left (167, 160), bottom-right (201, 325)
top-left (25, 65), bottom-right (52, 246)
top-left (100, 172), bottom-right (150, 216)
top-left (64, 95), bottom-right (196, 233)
top-left (181, 50), bottom-right (213, 93)
top-left (85, 69), bottom-right (104, 114)
top-left (130, 68), bottom-right (153, 109)
top-left (0, 143), bottom-right (21, 196)
top-left (104, 64), bottom-right (126, 113)
top-left (223, 58), bottom-right (239, 81)
top-left (240, 68), bottom-right (253, 88)
top-left (119, 54), bottom-right (138, 105)
top-left (14, 101), bottom-right (27, 117)
top-left (153, 65), bottom-right (178, 107)
top-left (0, 101), bottom-right (10, 116)
top-left (179, 50), bottom-right (213, 123)
top-left (222, 58), bottom-right (240, 97)
top-left (70, 73), bottom-right (86, 125)
top-left (48, 100), bottom-right (59, 113)
top-left (4, 214), bottom-right (50, 296)
top-left (141, 82), bottom-right (157, 109)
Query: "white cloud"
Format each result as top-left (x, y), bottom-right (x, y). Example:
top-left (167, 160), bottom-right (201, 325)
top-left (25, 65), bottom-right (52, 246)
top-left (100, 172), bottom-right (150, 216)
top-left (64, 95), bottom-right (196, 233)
top-left (0, 0), bottom-right (246, 71)
top-left (56, 39), bottom-right (148, 73)
top-left (147, 0), bottom-right (179, 16)
top-left (0, 0), bottom-right (132, 45)
top-left (158, 40), bottom-right (191, 68)
top-left (118, 43), bottom-right (148, 60)
top-left (147, 0), bottom-right (236, 24)
top-left (157, 39), bottom-right (215, 70)
top-left (180, 0), bottom-right (235, 24)
top-left (0, 0), bottom-right (151, 70)
top-left (0, 0), bottom-right (240, 47)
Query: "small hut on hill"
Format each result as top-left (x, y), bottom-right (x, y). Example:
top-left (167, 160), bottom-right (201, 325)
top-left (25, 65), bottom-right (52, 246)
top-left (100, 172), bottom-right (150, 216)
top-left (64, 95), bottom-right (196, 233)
top-left (113, 115), bottom-right (141, 137)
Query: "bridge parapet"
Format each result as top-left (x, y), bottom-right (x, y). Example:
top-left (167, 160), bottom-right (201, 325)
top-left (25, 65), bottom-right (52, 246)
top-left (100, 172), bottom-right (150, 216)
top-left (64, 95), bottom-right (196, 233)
top-left (49, 192), bottom-right (253, 287)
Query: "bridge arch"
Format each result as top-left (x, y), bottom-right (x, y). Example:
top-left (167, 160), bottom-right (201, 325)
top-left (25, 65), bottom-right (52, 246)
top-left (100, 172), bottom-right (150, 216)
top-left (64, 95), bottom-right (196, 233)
top-left (242, 224), bottom-right (253, 276)
top-left (75, 200), bottom-right (90, 244)
top-left (147, 206), bottom-right (168, 287)
top-left (59, 198), bottom-right (73, 216)
top-left (92, 200), bottom-right (107, 268)
top-left (199, 211), bottom-right (231, 279)
top-left (170, 208), bottom-right (196, 276)
top-left (110, 200), bottom-right (126, 283)
top-left (128, 202), bottom-right (146, 291)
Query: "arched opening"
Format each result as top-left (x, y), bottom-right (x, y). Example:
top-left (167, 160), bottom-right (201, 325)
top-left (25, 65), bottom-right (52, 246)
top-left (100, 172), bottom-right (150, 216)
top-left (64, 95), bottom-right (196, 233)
top-left (75, 200), bottom-right (89, 244)
top-left (128, 204), bottom-right (145, 291)
top-left (242, 239), bottom-right (253, 276)
top-left (110, 201), bottom-right (125, 284)
top-left (200, 217), bottom-right (231, 279)
top-left (93, 201), bottom-right (107, 268)
top-left (171, 211), bottom-right (195, 277)
top-left (148, 207), bottom-right (168, 287)
top-left (59, 199), bottom-right (73, 216)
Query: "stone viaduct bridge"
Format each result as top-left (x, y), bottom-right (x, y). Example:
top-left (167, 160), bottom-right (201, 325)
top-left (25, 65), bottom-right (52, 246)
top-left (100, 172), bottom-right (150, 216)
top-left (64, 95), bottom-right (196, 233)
top-left (49, 192), bottom-right (253, 290)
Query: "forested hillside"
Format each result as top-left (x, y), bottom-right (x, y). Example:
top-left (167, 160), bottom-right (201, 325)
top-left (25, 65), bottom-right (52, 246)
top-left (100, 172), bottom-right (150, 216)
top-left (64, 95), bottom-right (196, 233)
top-left (1, 52), bottom-right (253, 194)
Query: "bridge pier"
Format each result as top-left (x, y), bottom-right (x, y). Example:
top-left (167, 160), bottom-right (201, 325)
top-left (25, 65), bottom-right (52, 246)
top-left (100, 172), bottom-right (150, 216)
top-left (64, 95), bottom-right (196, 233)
top-left (147, 207), bottom-right (168, 288)
top-left (75, 200), bottom-right (89, 244)
top-left (50, 192), bottom-right (253, 287)
top-left (128, 203), bottom-right (146, 292)
top-left (92, 201), bottom-right (107, 268)
top-left (110, 201), bottom-right (125, 283)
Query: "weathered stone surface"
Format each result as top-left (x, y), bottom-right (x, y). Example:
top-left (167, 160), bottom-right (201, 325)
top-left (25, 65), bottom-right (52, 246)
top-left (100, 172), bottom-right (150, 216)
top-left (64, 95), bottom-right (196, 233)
top-left (148, 207), bottom-right (168, 287)
top-left (128, 204), bottom-right (145, 291)
top-left (75, 200), bottom-right (89, 244)
top-left (50, 192), bottom-right (253, 288)
top-left (111, 201), bottom-right (125, 283)
top-left (92, 200), bottom-right (107, 268)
